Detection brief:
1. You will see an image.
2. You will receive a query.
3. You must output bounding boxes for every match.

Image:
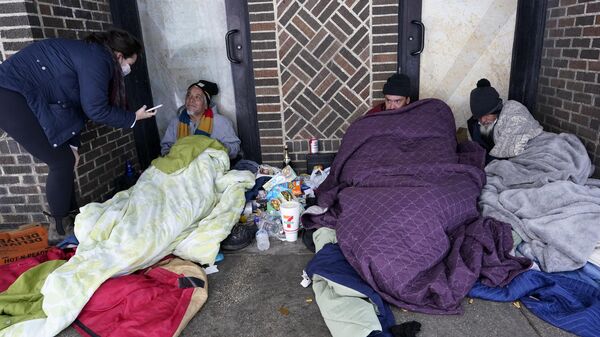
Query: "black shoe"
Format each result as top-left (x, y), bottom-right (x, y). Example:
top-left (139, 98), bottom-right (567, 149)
top-left (44, 212), bottom-right (75, 246)
top-left (43, 211), bottom-right (77, 235)
top-left (48, 219), bottom-right (73, 246)
top-left (302, 228), bottom-right (317, 253)
top-left (221, 223), bottom-right (258, 251)
top-left (48, 225), bottom-right (66, 246)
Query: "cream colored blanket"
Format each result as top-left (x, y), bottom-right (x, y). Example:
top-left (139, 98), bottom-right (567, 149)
top-left (1, 138), bottom-right (254, 337)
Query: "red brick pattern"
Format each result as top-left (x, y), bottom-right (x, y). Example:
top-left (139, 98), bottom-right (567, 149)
top-left (535, 0), bottom-right (600, 177)
top-left (279, 0), bottom-right (371, 163)
top-left (0, 0), bottom-right (139, 226)
top-left (249, 0), bottom-right (284, 165)
top-left (371, 0), bottom-right (398, 101)
top-left (249, 0), bottom-right (398, 171)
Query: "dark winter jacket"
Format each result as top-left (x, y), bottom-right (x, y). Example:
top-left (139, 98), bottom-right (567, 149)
top-left (0, 38), bottom-right (136, 147)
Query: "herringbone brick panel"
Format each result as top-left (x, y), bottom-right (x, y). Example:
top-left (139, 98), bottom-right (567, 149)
top-left (249, 0), bottom-right (398, 170)
top-left (278, 0), bottom-right (371, 143)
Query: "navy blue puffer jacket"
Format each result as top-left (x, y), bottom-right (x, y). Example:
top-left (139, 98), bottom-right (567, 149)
top-left (0, 38), bottom-right (136, 147)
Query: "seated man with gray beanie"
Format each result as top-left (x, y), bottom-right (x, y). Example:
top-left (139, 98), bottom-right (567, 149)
top-left (367, 73), bottom-right (411, 114)
top-left (467, 78), bottom-right (503, 164)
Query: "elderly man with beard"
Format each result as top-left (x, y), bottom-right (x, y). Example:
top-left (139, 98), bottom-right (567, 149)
top-left (467, 78), bottom-right (503, 164)
top-left (160, 80), bottom-right (241, 159)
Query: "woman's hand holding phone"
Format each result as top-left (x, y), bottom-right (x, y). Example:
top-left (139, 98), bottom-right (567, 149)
top-left (135, 104), bottom-right (162, 121)
top-left (146, 104), bottom-right (163, 112)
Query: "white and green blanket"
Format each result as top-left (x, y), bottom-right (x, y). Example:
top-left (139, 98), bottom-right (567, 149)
top-left (0, 135), bottom-right (255, 337)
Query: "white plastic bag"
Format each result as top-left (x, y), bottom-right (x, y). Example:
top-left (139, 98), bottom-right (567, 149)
top-left (308, 167), bottom-right (330, 190)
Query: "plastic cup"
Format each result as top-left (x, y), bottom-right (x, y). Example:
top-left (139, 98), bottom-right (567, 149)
top-left (280, 201), bottom-right (301, 242)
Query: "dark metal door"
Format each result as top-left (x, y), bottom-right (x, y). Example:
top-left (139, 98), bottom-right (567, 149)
top-left (225, 0), bottom-right (262, 163)
top-left (109, 0), bottom-right (161, 169)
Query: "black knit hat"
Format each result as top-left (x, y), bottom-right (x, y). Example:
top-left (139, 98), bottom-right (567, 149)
top-left (382, 73), bottom-right (411, 97)
top-left (470, 78), bottom-right (502, 119)
top-left (188, 80), bottom-right (219, 105)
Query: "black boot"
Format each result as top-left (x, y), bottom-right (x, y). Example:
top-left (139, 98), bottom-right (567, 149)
top-left (45, 212), bottom-right (75, 246)
top-left (54, 216), bottom-right (66, 235)
top-left (48, 226), bottom-right (63, 246)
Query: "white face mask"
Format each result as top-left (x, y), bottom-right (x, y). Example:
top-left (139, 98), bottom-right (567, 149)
top-left (121, 63), bottom-right (131, 77)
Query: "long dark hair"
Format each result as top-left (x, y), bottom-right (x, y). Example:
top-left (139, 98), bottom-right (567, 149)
top-left (85, 29), bottom-right (142, 109)
top-left (85, 29), bottom-right (143, 57)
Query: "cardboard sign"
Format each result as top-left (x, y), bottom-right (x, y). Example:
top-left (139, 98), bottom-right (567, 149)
top-left (0, 224), bottom-right (49, 265)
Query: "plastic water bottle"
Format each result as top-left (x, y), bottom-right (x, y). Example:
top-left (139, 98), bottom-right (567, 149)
top-left (125, 160), bottom-right (134, 176)
top-left (256, 229), bottom-right (270, 251)
top-left (122, 160), bottom-right (138, 189)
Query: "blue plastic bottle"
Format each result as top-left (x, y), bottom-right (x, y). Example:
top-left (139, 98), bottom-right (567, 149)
top-left (125, 160), bottom-right (135, 177)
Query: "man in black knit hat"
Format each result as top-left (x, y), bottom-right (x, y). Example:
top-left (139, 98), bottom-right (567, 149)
top-left (467, 78), bottom-right (503, 164)
top-left (367, 73), bottom-right (412, 114)
top-left (160, 79), bottom-right (241, 159)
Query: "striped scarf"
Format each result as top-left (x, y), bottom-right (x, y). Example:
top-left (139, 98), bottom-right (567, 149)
top-left (177, 108), bottom-right (214, 139)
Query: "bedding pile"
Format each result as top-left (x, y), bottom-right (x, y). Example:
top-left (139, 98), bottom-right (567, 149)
top-left (303, 99), bottom-right (530, 314)
top-left (0, 135), bottom-right (254, 337)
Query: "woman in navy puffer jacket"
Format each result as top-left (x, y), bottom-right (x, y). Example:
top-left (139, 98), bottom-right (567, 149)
top-left (0, 29), bottom-right (157, 241)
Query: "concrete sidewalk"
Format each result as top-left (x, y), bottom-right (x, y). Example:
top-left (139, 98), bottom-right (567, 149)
top-left (59, 239), bottom-right (575, 337)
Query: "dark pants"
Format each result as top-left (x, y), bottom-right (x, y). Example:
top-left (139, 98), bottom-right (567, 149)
top-left (0, 87), bottom-right (76, 227)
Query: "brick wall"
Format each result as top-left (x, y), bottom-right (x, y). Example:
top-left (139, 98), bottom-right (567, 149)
top-left (0, 1), bottom-right (40, 60)
top-left (0, 0), bottom-right (139, 227)
top-left (371, 0), bottom-right (398, 101)
top-left (249, 0), bottom-right (283, 166)
top-left (249, 0), bottom-right (398, 171)
top-left (535, 0), bottom-right (600, 177)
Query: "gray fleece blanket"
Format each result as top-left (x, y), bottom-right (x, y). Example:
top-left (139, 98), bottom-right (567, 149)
top-left (490, 100), bottom-right (543, 158)
top-left (480, 131), bottom-right (600, 272)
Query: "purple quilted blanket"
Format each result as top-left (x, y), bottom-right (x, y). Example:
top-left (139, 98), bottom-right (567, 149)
top-left (303, 99), bottom-right (530, 314)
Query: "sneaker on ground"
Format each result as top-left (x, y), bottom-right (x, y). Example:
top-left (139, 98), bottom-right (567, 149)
top-left (221, 222), bottom-right (258, 251)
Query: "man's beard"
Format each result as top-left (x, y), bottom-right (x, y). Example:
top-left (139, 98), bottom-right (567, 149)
top-left (186, 108), bottom-right (202, 117)
top-left (479, 119), bottom-right (497, 137)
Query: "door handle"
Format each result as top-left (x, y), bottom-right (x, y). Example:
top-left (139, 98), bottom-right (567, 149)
top-left (226, 29), bottom-right (241, 64)
top-left (410, 20), bottom-right (425, 56)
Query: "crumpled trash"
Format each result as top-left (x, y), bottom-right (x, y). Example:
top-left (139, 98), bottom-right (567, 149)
top-left (255, 212), bottom-right (286, 241)
top-left (256, 164), bottom-right (281, 178)
top-left (204, 265), bottom-right (219, 275)
top-left (263, 166), bottom-right (297, 191)
top-left (266, 184), bottom-right (295, 205)
top-left (300, 270), bottom-right (312, 288)
top-left (306, 167), bottom-right (330, 190)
